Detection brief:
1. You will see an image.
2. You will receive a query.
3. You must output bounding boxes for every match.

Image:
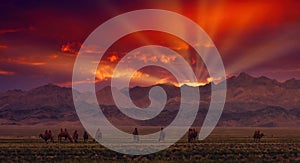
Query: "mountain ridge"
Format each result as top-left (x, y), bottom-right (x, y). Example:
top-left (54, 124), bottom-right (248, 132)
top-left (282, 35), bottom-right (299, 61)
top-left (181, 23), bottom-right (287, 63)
top-left (0, 73), bottom-right (299, 127)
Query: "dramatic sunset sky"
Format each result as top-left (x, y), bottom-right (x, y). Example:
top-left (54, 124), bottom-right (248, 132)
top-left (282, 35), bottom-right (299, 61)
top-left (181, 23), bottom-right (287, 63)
top-left (0, 0), bottom-right (300, 91)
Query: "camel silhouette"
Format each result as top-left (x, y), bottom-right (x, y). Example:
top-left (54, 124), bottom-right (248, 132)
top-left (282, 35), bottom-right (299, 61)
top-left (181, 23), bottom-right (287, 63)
top-left (58, 128), bottom-right (73, 143)
top-left (188, 128), bottom-right (198, 143)
top-left (39, 130), bottom-right (54, 143)
top-left (253, 130), bottom-right (264, 142)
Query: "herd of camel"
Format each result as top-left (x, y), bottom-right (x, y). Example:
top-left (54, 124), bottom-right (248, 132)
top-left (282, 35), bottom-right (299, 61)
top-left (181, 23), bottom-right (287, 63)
top-left (39, 128), bottom-right (264, 143)
top-left (39, 128), bottom-right (90, 143)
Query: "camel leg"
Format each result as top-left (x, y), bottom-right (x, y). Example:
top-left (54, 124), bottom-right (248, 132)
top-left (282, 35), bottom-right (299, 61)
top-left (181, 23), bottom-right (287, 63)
top-left (66, 135), bottom-right (73, 143)
top-left (44, 138), bottom-right (48, 144)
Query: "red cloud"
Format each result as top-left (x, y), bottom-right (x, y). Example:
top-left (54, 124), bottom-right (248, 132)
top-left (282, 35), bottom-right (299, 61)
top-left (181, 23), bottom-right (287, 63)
top-left (0, 27), bottom-right (35, 35)
top-left (0, 70), bottom-right (15, 75)
top-left (0, 29), bottom-right (22, 35)
top-left (0, 58), bottom-right (46, 66)
top-left (0, 45), bottom-right (8, 49)
top-left (108, 55), bottom-right (118, 62)
top-left (61, 42), bottom-right (82, 55)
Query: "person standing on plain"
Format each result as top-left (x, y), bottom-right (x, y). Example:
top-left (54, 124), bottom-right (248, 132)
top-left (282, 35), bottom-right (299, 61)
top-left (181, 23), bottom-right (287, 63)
top-left (132, 128), bottom-right (139, 142)
top-left (94, 128), bottom-right (102, 142)
top-left (159, 128), bottom-right (165, 142)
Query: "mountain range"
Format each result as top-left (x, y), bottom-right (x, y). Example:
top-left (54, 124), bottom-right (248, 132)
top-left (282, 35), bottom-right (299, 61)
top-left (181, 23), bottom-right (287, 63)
top-left (0, 72), bottom-right (299, 127)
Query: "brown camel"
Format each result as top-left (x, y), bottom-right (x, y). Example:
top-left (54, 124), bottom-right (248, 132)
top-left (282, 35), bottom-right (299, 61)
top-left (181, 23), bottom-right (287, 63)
top-left (39, 130), bottom-right (54, 143)
top-left (253, 130), bottom-right (264, 142)
top-left (58, 128), bottom-right (73, 143)
top-left (188, 128), bottom-right (198, 143)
